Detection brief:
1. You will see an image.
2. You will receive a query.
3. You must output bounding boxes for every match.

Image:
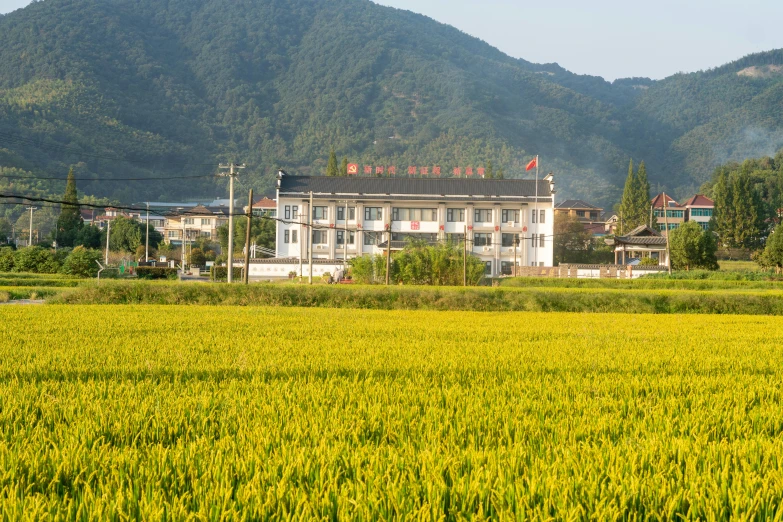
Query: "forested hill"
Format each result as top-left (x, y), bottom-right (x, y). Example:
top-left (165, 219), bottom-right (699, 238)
top-left (0, 0), bottom-right (782, 211)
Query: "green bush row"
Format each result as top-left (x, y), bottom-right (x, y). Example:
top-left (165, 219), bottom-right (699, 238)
top-left (0, 246), bottom-right (102, 278)
top-left (210, 266), bottom-right (243, 281)
top-left (136, 267), bottom-right (178, 280)
top-left (51, 281), bottom-right (783, 315)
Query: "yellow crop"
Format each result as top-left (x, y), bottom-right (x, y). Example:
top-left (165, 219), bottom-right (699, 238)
top-left (1, 305), bottom-right (782, 519)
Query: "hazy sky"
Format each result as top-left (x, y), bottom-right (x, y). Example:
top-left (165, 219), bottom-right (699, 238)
top-left (2, 0), bottom-right (781, 80)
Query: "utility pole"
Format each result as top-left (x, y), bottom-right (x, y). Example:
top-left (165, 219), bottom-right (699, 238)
top-left (308, 191), bottom-right (313, 284)
top-left (105, 219), bottom-right (111, 265)
top-left (219, 163), bottom-right (246, 283)
top-left (145, 202), bottom-right (150, 262)
top-left (298, 211), bottom-right (304, 280)
top-left (662, 193), bottom-right (672, 275)
top-left (244, 188), bottom-right (253, 284)
top-left (463, 224), bottom-right (467, 286)
top-left (182, 215), bottom-right (186, 271)
top-left (385, 214), bottom-right (392, 285)
top-left (534, 155), bottom-right (539, 267)
top-left (514, 234), bottom-right (518, 277)
top-left (26, 206), bottom-right (37, 246)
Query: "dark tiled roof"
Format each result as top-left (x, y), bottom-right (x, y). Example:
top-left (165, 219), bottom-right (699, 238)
top-left (682, 194), bottom-right (714, 207)
top-left (616, 236), bottom-right (668, 245)
top-left (555, 199), bottom-right (601, 209)
top-left (278, 175), bottom-right (552, 200)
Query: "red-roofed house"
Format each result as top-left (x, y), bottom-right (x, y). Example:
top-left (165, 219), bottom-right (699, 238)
top-left (246, 197), bottom-right (277, 218)
top-left (651, 193), bottom-right (685, 234)
top-left (682, 194), bottom-right (715, 231)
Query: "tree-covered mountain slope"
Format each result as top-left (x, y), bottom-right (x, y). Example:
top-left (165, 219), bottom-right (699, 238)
top-left (0, 0), bottom-right (782, 211)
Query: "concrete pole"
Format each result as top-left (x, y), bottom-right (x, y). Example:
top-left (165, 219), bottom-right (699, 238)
top-left (227, 165), bottom-right (235, 283)
top-left (105, 219), bottom-right (111, 265)
top-left (26, 206), bottom-right (36, 246)
top-left (308, 191), bottom-right (313, 284)
top-left (145, 202), bottom-right (150, 262)
top-left (244, 188), bottom-right (252, 284)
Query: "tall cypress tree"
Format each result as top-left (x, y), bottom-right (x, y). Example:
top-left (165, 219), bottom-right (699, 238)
top-left (712, 171), bottom-right (734, 245)
top-left (617, 159), bottom-right (639, 235)
top-left (496, 165), bottom-right (504, 179)
top-left (485, 161), bottom-right (494, 179)
top-left (55, 168), bottom-right (83, 248)
top-left (326, 149), bottom-right (338, 177)
top-left (635, 161), bottom-right (652, 227)
top-left (340, 157), bottom-right (348, 177)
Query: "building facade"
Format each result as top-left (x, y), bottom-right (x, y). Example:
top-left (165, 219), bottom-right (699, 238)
top-left (275, 172), bottom-right (555, 276)
top-left (163, 205), bottom-right (229, 246)
top-left (682, 195), bottom-right (715, 230)
top-left (651, 193), bottom-right (686, 233)
top-left (554, 199), bottom-right (604, 224)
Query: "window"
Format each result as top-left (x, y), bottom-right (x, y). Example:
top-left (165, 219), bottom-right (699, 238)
top-left (336, 230), bottom-right (355, 245)
top-left (474, 209), bottom-right (493, 223)
top-left (502, 209), bottom-right (519, 223)
top-left (363, 232), bottom-right (382, 245)
top-left (312, 206), bottom-right (328, 220)
top-left (391, 233), bottom-right (438, 242)
top-left (531, 210), bottom-right (537, 224)
top-left (699, 222), bottom-right (709, 231)
top-left (691, 208), bottom-right (713, 217)
top-left (501, 261), bottom-right (514, 275)
top-left (531, 233), bottom-right (544, 247)
top-left (590, 212), bottom-right (599, 220)
top-left (168, 230), bottom-right (178, 238)
top-left (501, 233), bottom-right (517, 247)
top-left (474, 233), bottom-right (492, 247)
top-left (337, 207), bottom-right (356, 221)
top-left (312, 230), bottom-right (327, 245)
top-left (392, 208), bottom-right (437, 221)
top-left (365, 207), bottom-right (383, 221)
top-left (446, 233), bottom-right (465, 244)
top-left (484, 261), bottom-right (492, 275)
top-left (655, 209), bottom-right (684, 218)
top-left (539, 210), bottom-right (545, 224)
top-left (291, 230), bottom-right (298, 244)
top-left (184, 218), bottom-right (195, 225)
top-left (200, 218), bottom-right (211, 226)
top-left (284, 206), bottom-right (291, 220)
top-left (447, 208), bottom-right (465, 222)
top-left (540, 234), bottom-right (545, 247)
top-left (284, 230), bottom-right (290, 244)
top-left (292, 206), bottom-right (299, 220)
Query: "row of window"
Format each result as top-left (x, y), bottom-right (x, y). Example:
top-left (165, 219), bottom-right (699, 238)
top-left (654, 210), bottom-right (685, 219)
top-left (475, 233), bottom-right (544, 247)
top-left (284, 230), bottom-right (543, 248)
top-left (181, 218), bottom-right (214, 226)
top-left (284, 205), bottom-right (545, 224)
top-left (167, 230), bottom-right (211, 238)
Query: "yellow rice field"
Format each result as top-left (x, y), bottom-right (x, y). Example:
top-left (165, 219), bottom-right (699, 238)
top-left (1, 305), bottom-right (782, 519)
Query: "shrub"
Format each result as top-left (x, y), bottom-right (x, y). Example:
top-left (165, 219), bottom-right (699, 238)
top-left (61, 247), bottom-right (103, 278)
top-left (13, 246), bottom-right (61, 273)
top-left (0, 247), bottom-right (15, 272)
top-left (210, 266), bottom-right (243, 281)
top-left (136, 267), bottom-right (179, 280)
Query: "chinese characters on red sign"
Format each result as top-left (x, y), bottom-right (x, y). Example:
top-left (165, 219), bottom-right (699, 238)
top-left (420, 167), bottom-right (428, 176)
top-left (388, 166), bottom-right (396, 175)
top-left (453, 167), bottom-right (461, 177)
top-left (364, 165), bottom-right (372, 174)
top-left (410, 221), bottom-right (420, 230)
top-left (477, 167), bottom-right (485, 177)
top-left (375, 166), bottom-right (384, 175)
top-left (433, 166), bottom-right (441, 176)
top-left (466, 167), bottom-right (474, 177)
top-left (408, 166), bottom-right (416, 175)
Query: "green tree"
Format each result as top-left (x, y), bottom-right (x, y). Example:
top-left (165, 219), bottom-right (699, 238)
top-left (617, 159), bottom-right (640, 235)
top-left (217, 217), bottom-right (276, 254)
top-left (485, 161), bottom-right (494, 179)
top-left (340, 157), bottom-right (348, 177)
top-left (669, 221), bottom-right (718, 271)
top-left (326, 149), bottom-right (338, 177)
top-left (0, 246), bottom-right (15, 272)
top-left (61, 246), bottom-right (102, 277)
top-left (763, 226), bottom-right (783, 272)
top-left (635, 161), bottom-right (654, 227)
top-left (188, 248), bottom-right (206, 266)
top-left (14, 246), bottom-right (61, 273)
top-left (553, 214), bottom-right (591, 264)
top-left (0, 218), bottom-right (12, 244)
top-left (731, 172), bottom-right (763, 249)
top-left (496, 166), bottom-right (504, 179)
top-left (74, 225), bottom-right (103, 249)
top-left (54, 168), bottom-right (83, 248)
top-left (109, 217), bottom-right (162, 253)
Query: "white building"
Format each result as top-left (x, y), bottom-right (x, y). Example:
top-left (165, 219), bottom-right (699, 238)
top-left (274, 171), bottom-right (555, 277)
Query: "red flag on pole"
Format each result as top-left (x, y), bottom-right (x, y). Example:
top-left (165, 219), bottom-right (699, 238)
top-left (525, 157), bottom-right (538, 171)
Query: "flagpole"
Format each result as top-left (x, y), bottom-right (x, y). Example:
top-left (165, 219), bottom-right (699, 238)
top-left (534, 155), bottom-right (539, 267)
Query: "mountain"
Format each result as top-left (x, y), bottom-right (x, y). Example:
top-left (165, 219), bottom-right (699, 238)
top-left (0, 0), bottom-right (782, 215)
